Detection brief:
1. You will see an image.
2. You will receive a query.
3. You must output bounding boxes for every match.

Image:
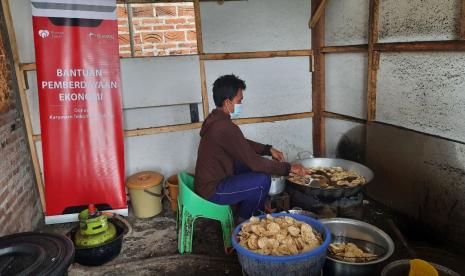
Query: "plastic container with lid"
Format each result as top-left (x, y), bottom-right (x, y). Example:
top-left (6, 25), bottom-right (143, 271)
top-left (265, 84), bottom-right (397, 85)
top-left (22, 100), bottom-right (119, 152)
top-left (126, 171), bottom-right (164, 218)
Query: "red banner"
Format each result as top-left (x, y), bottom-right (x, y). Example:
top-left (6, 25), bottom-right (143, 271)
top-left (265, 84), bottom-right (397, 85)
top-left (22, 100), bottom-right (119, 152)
top-left (32, 1), bottom-right (127, 222)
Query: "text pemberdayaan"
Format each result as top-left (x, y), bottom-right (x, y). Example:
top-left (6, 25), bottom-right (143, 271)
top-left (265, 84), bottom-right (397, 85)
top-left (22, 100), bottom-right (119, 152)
top-left (41, 69), bottom-right (118, 101)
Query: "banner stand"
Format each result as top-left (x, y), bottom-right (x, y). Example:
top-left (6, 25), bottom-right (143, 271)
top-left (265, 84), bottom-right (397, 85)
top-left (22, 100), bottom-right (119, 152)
top-left (32, 0), bottom-right (127, 223)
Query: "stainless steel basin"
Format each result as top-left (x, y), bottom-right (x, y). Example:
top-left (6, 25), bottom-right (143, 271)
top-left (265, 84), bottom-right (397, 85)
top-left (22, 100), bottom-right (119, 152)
top-left (321, 218), bottom-right (395, 276)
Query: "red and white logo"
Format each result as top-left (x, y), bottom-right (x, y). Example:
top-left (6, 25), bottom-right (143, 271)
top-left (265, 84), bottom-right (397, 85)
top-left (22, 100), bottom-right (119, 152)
top-left (38, 29), bottom-right (49, 38)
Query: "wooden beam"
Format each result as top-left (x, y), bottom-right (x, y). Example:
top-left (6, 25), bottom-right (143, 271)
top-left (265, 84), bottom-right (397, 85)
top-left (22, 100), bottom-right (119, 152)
top-left (461, 0), bottom-right (465, 39)
top-left (311, 0), bottom-right (325, 157)
top-left (194, 0), bottom-right (210, 118)
top-left (125, 122), bottom-right (202, 137)
top-left (1, 0), bottom-right (46, 213)
top-left (34, 123), bottom-right (202, 141)
top-left (201, 50), bottom-right (312, 60)
top-left (20, 63), bottom-right (37, 71)
top-left (233, 112), bottom-right (313, 125)
top-left (32, 112), bottom-right (314, 141)
top-left (323, 111), bottom-right (367, 124)
top-left (374, 40), bottom-right (465, 52)
top-left (321, 45), bottom-right (368, 53)
top-left (19, 50), bottom-right (313, 73)
top-left (309, 0), bottom-right (328, 29)
top-left (367, 0), bottom-right (380, 121)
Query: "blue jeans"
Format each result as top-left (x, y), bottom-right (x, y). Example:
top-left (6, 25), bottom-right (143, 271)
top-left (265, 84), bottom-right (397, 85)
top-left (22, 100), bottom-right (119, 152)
top-left (208, 161), bottom-right (271, 220)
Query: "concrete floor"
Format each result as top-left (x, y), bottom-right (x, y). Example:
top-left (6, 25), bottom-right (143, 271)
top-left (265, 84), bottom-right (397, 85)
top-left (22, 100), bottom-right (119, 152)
top-left (39, 200), bottom-right (242, 275)
top-left (37, 196), bottom-right (465, 275)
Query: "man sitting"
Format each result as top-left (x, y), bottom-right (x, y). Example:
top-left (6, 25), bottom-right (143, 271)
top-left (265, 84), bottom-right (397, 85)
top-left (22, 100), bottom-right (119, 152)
top-left (194, 74), bottom-right (305, 223)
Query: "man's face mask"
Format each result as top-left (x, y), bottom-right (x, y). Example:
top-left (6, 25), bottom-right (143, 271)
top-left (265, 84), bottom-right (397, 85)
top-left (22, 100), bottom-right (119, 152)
top-left (226, 99), bottom-right (242, 118)
top-left (230, 103), bottom-right (242, 119)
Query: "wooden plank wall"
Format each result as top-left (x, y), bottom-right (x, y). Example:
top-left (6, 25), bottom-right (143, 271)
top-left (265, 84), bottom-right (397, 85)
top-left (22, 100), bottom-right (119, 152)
top-left (319, 0), bottom-right (465, 127)
top-left (5, 0), bottom-right (465, 210)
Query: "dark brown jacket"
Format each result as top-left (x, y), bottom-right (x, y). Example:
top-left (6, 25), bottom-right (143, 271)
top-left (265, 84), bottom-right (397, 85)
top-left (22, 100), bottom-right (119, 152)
top-left (194, 109), bottom-right (291, 199)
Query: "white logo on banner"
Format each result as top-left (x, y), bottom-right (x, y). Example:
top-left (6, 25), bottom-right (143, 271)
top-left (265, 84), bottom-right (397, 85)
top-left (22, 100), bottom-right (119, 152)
top-left (38, 30), bottom-right (50, 38)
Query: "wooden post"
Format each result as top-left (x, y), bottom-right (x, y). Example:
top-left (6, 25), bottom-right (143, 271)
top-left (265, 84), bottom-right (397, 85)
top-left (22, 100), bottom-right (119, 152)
top-left (1, 0), bottom-right (46, 212)
top-left (309, 0), bottom-right (328, 28)
top-left (367, 0), bottom-right (380, 121)
top-left (311, 0), bottom-right (326, 157)
top-left (194, 0), bottom-right (210, 119)
top-left (461, 0), bottom-right (465, 40)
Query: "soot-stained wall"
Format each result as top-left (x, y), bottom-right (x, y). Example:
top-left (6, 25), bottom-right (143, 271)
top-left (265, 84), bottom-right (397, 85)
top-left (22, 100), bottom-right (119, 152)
top-left (377, 52), bottom-right (465, 142)
top-left (366, 123), bottom-right (465, 246)
top-left (379, 0), bottom-right (461, 43)
top-left (323, 0), bottom-right (465, 248)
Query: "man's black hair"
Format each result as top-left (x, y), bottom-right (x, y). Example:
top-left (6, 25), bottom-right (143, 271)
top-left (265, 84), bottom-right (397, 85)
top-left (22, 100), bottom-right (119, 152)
top-left (212, 74), bottom-right (246, 107)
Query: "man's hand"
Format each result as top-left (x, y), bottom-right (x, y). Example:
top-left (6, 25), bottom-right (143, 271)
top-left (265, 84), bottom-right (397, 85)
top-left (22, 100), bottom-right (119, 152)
top-left (290, 164), bottom-right (306, 176)
top-left (270, 148), bottom-right (285, 162)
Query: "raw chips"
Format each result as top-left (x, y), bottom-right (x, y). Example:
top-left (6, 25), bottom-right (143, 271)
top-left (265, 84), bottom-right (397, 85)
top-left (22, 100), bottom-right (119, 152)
top-left (237, 215), bottom-right (323, 256)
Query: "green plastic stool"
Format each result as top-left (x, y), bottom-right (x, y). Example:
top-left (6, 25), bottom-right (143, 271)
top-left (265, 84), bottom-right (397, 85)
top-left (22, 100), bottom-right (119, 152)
top-left (177, 172), bottom-right (234, 254)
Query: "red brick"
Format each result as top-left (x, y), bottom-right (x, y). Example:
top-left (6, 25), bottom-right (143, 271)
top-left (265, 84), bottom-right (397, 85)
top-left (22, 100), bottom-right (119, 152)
top-left (120, 52), bottom-right (131, 58)
top-left (131, 19), bottom-right (142, 26)
top-left (186, 30), bottom-right (196, 41)
top-left (117, 6), bottom-right (128, 17)
top-left (140, 51), bottom-right (156, 57)
top-left (169, 50), bottom-right (183, 55)
top-left (142, 44), bottom-right (156, 50)
top-left (165, 18), bottom-right (185, 24)
top-left (164, 31), bottom-right (185, 42)
top-left (156, 43), bottom-right (176, 50)
top-left (176, 24), bottom-right (196, 30)
top-left (186, 18), bottom-right (196, 23)
top-left (156, 6), bottom-right (176, 17)
top-left (152, 25), bottom-right (175, 31)
top-left (178, 42), bottom-right (197, 48)
top-left (142, 19), bottom-right (163, 25)
top-left (134, 35), bottom-right (142, 44)
top-left (117, 20), bottom-right (128, 27)
top-left (142, 32), bottom-right (163, 43)
top-left (118, 34), bottom-right (130, 45)
top-left (118, 27), bottom-right (129, 33)
top-left (177, 6), bottom-right (194, 17)
top-left (132, 6), bottom-right (154, 17)
top-left (0, 4), bottom-right (57, 236)
top-left (135, 25), bottom-right (152, 31)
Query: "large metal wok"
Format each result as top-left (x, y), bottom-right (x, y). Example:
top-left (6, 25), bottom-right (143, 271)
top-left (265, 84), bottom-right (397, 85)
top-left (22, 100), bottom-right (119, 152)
top-left (289, 157), bottom-right (374, 199)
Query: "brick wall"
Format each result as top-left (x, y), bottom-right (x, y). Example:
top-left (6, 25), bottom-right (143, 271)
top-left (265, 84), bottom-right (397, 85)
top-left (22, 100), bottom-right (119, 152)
top-left (118, 3), bottom-right (197, 57)
top-left (0, 14), bottom-right (42, 235)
